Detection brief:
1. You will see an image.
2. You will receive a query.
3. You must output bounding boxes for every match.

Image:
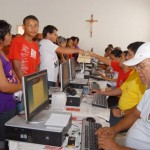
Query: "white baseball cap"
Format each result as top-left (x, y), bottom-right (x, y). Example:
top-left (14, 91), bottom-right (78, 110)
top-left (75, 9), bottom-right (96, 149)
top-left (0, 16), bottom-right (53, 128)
top-left (124, 42), bottom-right (150, 66)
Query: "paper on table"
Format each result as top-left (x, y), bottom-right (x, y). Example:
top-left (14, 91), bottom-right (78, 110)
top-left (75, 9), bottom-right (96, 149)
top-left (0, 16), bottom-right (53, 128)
top-left (45, 113), bottom-right (71, 127)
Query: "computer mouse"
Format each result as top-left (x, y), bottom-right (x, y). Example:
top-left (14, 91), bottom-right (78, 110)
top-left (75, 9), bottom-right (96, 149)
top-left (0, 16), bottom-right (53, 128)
top-left (66, 87), bottom-right (77, 96)
top-left (86, 117), bottom-right (96, 122)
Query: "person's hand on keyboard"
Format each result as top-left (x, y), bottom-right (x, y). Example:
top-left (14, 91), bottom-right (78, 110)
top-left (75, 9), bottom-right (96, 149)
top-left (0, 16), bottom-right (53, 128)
top-left (98, 135), bottom-right (120, 150)
top-left (91, 89), bottom-right (100, 94)
top-left (91, 89), bottom-right (105, 94)
top-left (96, 127), bottom-right (116, 138)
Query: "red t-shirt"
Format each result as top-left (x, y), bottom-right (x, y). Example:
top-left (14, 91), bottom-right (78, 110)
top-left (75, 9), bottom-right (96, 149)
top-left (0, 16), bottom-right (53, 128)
top-left (111, 61), bottom-right (132, 87)
top-left (9, 36), bottom-right (40, 75)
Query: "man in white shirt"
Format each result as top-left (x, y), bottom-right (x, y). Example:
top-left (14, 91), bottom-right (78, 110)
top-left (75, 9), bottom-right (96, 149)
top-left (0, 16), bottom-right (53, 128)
top-left (96, 42), bottom-right (150, 150)
top-left (39, 25), bottom-right (85, 88)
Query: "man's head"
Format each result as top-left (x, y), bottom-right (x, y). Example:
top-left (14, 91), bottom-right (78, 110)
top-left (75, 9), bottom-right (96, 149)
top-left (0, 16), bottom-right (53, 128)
top-left (109, 48), bottom-right (122, 61)
top-left (124, 42), bottom-right (150, 84)
top-left (104, 47), bottom-right (112, 57)
top-left (71, 36), bottom-right (79, 47)
top-left (0, 20), bottom-right (12, 47)
top-left (126, 41), bottom-right (144, 60)
top-left (22, 15), bottom-right (39, 38)
top-left (57, 36), bottom-right (67, 47)
top-left (42, 25), bottom-right (58, 42)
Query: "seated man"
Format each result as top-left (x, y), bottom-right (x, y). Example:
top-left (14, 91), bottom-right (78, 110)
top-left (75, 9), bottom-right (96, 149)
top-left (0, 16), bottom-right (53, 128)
top-left (91, 42), bottom-right (147, 126)
top-left (97, 42), bottom-right (150, 150)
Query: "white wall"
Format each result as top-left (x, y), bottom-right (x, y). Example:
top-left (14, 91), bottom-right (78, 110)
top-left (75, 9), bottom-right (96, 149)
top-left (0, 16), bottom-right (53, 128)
top-left (0, 0), bottom-right (150, 55)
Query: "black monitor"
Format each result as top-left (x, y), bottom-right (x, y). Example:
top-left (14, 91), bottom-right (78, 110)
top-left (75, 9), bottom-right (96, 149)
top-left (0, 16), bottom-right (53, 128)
top-left (60, 61), bottom-right (70, 91)
top-left (22, 70), bottom-right (49, 122)
top-left (69, 57), bottom-right (76, 80)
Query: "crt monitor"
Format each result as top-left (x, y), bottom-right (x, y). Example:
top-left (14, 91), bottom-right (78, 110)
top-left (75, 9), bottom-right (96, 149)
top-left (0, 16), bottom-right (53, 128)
top-left (60, 61), bottom-right (70, 91)
top-left (69, 57), bottom-right (76, 80)
top-left (22, 70), bottom-right (49, 122)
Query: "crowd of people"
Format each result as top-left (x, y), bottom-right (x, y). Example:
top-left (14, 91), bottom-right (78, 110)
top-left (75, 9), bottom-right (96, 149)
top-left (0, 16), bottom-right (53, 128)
top-left (0, 14), bottom-right (150, 150)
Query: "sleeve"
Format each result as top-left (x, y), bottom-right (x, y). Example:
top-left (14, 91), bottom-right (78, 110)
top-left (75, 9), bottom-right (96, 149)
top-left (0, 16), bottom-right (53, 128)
top-left (9, 38), bottom-right (21, 61)
top-left (120, 79), bottom-right (127, 91)
top-left (111, 61), bottom-right (121, 72)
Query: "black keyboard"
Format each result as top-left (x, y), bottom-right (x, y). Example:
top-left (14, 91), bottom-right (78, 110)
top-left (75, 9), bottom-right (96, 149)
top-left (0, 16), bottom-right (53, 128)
top-left (92, 93), bottom-right (107, 108)
top-left (89, 75), bottom-right (105, 81)
top-left (81, 119), bottom-right (102, 150)
top-left (91, 82), bottom-right (100, 90)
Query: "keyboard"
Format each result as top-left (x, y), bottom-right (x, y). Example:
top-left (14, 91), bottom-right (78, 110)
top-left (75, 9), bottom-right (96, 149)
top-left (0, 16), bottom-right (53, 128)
top-left (89, 75), bottom-right (105, 81)
top-left (91, 82), bottom-right (100, 90)
top-left (92, 93), bottom-right (107, 108)
top-left (81, 119), bottom-right (102, 150)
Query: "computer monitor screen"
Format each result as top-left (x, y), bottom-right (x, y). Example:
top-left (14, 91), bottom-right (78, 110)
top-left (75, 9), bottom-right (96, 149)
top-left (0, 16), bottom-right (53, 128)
top-left (22, 70), bottom-right (49, 122)
top-left (69, 58), bottom-right (76, 80)
top-left (60, 61), bottom-right (70, 91)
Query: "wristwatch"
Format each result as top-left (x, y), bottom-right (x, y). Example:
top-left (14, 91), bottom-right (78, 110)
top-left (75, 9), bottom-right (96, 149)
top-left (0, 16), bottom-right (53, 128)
top-left (121, 110), bottom-right (125, 116)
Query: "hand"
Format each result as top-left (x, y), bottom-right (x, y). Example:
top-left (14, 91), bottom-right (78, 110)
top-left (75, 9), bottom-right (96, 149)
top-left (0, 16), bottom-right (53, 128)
top-left (96, 127), bottom-right (116, 138)
top-left (98, 72), bottom-right (105, 79)
top-left (87, 51), bottom-right (97, 57)
top-left (79, 49), bottom-right (86, 55)
top-left (91, 89), bottom-right (104, 94)
top-left (98, 135), bottom-right (120, 150)
top-left (112, 108), bottom-right (122, 117)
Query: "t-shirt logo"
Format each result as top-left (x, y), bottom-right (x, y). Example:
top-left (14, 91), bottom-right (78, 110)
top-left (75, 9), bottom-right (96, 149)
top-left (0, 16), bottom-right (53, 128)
top-left (30, 49), bottom-right (36, 59)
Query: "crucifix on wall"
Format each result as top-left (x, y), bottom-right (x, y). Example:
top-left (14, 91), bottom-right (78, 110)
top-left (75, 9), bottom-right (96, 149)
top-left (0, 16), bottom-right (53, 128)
top-left (86, 14), bottom-right (98, 38)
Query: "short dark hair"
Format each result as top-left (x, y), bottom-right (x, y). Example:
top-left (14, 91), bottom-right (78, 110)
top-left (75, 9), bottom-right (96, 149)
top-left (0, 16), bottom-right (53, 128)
top-left (111, 49), bottom-right (122, 58)
top-left (127, 41), bottom-right (144, 54)
top-left (23, 15), bottom-right (39, 25)
top-left (42, 25), bottom-right (58, 38)
top-left (0, 20), bottom-right (11, 41)
top-left (71, 36), bottom-right (79, 42)
top-left (105, 47), bottom-right (112, 52)
top-left (108, 44), bottom-right (113, 49)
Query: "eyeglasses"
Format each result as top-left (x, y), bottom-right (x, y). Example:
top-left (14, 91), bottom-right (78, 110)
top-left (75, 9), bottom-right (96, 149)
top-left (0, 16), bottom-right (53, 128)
top-left (135, 61), bottom-right (150, 71)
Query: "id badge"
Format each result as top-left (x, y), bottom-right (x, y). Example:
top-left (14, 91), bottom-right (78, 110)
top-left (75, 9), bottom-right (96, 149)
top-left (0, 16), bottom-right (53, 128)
top-left (31, 49), bottom-right (36, 59)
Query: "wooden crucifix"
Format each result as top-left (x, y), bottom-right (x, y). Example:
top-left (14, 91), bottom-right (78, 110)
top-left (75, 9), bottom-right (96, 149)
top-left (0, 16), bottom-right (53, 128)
top-left (86, 14), bottom-right (98, 38)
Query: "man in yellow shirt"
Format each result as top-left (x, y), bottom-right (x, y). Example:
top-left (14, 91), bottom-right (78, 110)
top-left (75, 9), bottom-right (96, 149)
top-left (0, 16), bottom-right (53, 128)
top-left (92, 41), bottom-right (147, 126)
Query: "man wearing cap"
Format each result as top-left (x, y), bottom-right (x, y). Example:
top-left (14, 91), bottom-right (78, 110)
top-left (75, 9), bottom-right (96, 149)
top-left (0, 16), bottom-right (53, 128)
top-left (96, 42), bottom-right (150, 150)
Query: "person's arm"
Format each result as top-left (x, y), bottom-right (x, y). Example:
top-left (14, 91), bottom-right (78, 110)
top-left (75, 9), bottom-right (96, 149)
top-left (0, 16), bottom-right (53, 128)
top-left (89, 51), bottom-right (111, 66)
top-left (112, 106), bottom-right (137, 118)
top-left (96, 107), bottom-right (140, 138)
top-left (92, 87), bottom-right (122, 96)
top-left (12, 60), bottom-right (24, 82)
top-left (112, 107), bottom-right (140, 133)
top-left (0, 60), bottom-right (22, 93)
top-left (99, 72), bottom-right (117, 82)
top-left (56, 47), bottom-right (85, 55)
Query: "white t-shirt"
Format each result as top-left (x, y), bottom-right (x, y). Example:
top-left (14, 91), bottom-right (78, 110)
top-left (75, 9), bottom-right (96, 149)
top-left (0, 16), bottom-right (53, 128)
top-left (125, 87), bottom-right (150, 149)
top-left (39, 39), bottom-right (59, 82)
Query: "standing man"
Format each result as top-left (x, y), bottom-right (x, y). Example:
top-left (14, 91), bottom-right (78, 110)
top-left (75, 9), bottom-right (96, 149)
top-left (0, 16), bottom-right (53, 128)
top-left (9, 15), bottom-right (40, 82)
top-left (39, 25), bottom-right (85, 88)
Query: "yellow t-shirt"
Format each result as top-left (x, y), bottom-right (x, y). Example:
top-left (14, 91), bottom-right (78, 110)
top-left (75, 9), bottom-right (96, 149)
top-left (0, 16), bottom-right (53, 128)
top-left (118, 69), bottom-right (147, 110)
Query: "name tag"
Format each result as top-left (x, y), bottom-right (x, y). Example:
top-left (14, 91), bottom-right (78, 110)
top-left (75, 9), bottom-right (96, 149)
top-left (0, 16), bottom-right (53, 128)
top-left (31, 49), bottom-right (36, 59)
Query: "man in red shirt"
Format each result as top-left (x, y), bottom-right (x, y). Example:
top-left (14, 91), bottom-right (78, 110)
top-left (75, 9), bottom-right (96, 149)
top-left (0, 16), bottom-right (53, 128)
top-left (9, 15), bottom-right (40, 82)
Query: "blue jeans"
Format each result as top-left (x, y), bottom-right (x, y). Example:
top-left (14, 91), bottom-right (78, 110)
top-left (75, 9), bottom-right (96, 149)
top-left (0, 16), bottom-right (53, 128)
top-left (109, 106), bottom-right (124, 127)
